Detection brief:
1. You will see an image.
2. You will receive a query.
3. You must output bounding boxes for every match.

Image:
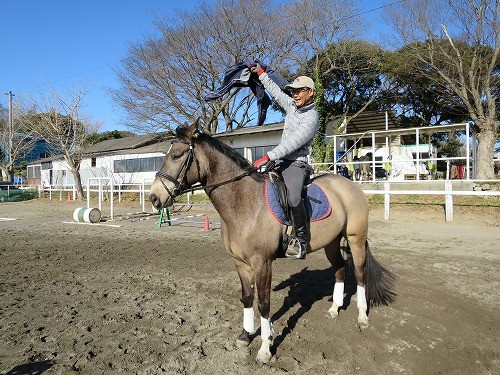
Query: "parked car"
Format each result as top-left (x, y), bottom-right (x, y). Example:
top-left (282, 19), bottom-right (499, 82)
top-left (0, 181), bottom-right (37, 202)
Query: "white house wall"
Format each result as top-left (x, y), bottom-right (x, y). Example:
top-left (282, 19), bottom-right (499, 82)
top-left (37, 152), bottom-right (166, 188)
top-left (220, 132), bottom-right (282, 149)
top-left (82, 152), bottom-right (165, 186)
top-left (218, 131), bottom-right (282, 162)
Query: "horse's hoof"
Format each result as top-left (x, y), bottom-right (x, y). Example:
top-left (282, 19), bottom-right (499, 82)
top-left (236, 329), bottom-right (251, 349)
top-left (327, 307), bottom-right (339, 319)
top-left (256, 350), bottom-right (272, 364)
top-left (357, 320), bottom-right (369, 330)
top-left (236, 338), bottom-right (250, 349)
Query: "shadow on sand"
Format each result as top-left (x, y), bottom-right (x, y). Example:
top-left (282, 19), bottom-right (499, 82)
top-left (270, 266), bottom-right (357, 352)
top-left (5, 360), bottom-right (54, 375)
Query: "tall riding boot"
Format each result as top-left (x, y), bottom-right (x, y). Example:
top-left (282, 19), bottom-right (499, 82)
top-left (286, 201), bottom-right (308, 259)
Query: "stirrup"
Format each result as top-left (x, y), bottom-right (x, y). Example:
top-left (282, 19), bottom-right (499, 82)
top-left (285, 237), bottom-right (306, 259)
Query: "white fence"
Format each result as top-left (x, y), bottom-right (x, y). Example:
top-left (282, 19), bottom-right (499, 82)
top-left (363, 181), bottom-right (499, 222)
top-left (39, 178), bottom-right (499, 222)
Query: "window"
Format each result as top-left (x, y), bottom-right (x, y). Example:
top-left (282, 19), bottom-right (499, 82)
top-left (91, 157), bottom-right (97, 167)
top-left (233, 148), bottom-right (244, 158)
top-left (114, 156), bottom-right (166, 173)
top-left (114, 160), bottom-right (126, 173)
top-left (140, 157), bottom-right (155, 172)
top-left (248, 145), bottom-right (277, 162)
top-left (27, 166), bottom-right (41, 179)
top-left (41, 162), bottom-right (52, 170)
top-left (154, 156), bottom-right (165, 170)
top-left (127, 159), bottom-right (140, 173)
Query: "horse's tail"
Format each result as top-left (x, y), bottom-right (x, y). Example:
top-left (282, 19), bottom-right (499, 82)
top-left (364, 241), bottom-right (396, 307)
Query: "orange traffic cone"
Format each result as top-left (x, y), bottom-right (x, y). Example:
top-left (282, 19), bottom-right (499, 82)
top-left (203, 216), bottom-right (210, 231)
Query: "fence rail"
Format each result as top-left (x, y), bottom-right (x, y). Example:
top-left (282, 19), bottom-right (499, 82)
top-left (37, 179), bottom-right (499, 222)
top-left (362, 181), bottom-right (499, 221)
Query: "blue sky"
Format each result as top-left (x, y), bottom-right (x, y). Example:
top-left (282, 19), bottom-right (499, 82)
top-left (0, 0), bottom-right (395, 132)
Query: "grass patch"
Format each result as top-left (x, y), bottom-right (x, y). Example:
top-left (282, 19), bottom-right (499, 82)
top-left (367, 194), bottom-right (500, 207)
top-left (174, 193), bottom-right (210, 204)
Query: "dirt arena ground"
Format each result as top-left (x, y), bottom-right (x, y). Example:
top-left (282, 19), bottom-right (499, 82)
top-left (0, 197), bottom-right (499, 374)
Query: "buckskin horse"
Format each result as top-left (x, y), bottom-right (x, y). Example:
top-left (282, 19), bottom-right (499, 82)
top-left (149, 120), bottom-right (395, 364)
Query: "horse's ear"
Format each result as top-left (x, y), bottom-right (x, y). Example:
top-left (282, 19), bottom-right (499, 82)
top-left (176, 118), bottom-right (202, 140)
top-left (186, 118), bottom-right (202, 139)
top-left (187, 118), bottom-right (200, 136)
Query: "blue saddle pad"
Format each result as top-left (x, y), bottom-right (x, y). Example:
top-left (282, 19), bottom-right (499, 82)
top-left (264, 179), bottom-right (332, 225)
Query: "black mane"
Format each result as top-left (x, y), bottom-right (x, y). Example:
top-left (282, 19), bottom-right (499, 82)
top-left (197, 132), bottom-right (263, 182)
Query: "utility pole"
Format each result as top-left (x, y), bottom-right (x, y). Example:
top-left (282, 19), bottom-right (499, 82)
top-left (4, 91), bottom-right (15, 181)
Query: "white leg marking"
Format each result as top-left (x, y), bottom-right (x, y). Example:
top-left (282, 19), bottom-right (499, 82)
top-left (328, 281), bottom-right (344, 318)
top-left (243, 307), bottom-right (255, 334)
top-left (260, 316), bottom-right (273, 339)
top-left (333, 281), bottom-right (344, 306)
top-left (256, 317), bottom-right (273, 364)
top-left (357, 285), bottom-right (369, 329)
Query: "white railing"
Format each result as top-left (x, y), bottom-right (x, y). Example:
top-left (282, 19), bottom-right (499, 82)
top-left (328, 122), bottom-right (477, 181)
top-left (363, 181), bottom-right (499, 221)
top-left (40, 184), bottom-right (78, 201)
top-left (39, 179), bottom-right (499, 223)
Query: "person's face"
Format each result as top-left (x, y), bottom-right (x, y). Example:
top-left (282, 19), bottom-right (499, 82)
top-left (290, 87), bottom-right (314, 107)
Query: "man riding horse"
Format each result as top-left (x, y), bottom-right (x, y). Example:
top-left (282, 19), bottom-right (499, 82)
top-left (247, 58), bottom-right (319, 260)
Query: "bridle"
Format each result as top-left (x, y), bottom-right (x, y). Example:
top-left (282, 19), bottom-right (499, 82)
top-left (155, 139), bottom-right (199, 201)
top-left (154, 138), bottom-right (253, 205)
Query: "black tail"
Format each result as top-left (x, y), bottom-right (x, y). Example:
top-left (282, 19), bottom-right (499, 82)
top-left (364, 241), bottom-right (396, 307)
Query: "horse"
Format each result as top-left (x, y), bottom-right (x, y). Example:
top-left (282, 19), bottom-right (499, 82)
top-left (359, 154), bottom-right (372, 181)
top-left (149, 120), bottom-right (396, 364)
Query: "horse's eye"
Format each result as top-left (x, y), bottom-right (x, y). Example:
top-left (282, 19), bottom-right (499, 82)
top-left (171, 153), bottom-right (183, 161)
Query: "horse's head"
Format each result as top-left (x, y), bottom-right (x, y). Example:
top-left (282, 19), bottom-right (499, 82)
top-left (149, 119), bottom-right (204, 210)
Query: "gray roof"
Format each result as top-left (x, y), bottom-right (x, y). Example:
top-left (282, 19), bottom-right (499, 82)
top-left (330, 110), bottom-right (400, 133)
top-left (214, 122), bottom-right (284, 138)
top-left (112, 140), bottom-right (170, 155)
top-left (83, 133), bottom-right (170, 154)
top-left (26, 133), bottom-right (172, 165)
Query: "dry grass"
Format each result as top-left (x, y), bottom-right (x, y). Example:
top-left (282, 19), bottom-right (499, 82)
top-left (367, 194), bottom-right (500, 208)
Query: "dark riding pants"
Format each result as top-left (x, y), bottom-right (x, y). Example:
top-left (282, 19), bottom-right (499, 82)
top-left (274, 159), bottom-right (311, 206)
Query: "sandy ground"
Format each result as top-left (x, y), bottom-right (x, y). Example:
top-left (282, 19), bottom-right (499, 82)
top-left (0, 198), bottom-right (499, 374)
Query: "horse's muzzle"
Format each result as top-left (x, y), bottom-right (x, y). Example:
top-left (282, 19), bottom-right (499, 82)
top-left (149, 193), bottom-right (164, 210)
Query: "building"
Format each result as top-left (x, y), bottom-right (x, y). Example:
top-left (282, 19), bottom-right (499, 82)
top-left (26, 124), bottom-right (284, 188)
top-left (25, 114), bottom-right (483, 188)
top-left (213, 121), bottom-right (284, 162)
top-left (26, 134), bottom-right (170, 187)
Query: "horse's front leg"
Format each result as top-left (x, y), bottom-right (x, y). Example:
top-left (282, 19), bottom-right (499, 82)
top-left (254, 258), bottom-right (273, 364)
top-left (233, 258), bottom-right (256, 348)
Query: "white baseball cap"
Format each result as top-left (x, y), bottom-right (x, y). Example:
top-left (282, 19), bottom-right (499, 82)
top-left (284, 76), bottom-right (315, 90)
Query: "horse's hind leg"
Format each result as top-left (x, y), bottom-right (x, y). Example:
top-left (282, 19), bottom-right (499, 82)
top-left (233, 258), bottom-right (256, 348)
top-left (347, 235), bottom-right (369, 329)
top-left (324, 237), bottom-right (345, 318)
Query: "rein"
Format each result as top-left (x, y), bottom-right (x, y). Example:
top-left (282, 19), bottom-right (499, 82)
top-left (155, 138), bottom-right (253, 202)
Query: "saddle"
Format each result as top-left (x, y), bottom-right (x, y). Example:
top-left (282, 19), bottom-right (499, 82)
top-left (264, 172), bottom-right (332, 226)
top-left (268, 172), bottom-right (292, 222)
top-left (264, 172), bottom-right (332, 257)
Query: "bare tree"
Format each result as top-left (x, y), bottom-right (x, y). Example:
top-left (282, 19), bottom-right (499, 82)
top-left (0, 101), bottom-right (38, 182)
top-left (113, 0), bottom-right (385, 146)
top-left (113, 0), bottom-right (295, 134)
top-left (386, 0), bottom-right (499, 179)
top-left (18, 86), bottom-right (100, 199)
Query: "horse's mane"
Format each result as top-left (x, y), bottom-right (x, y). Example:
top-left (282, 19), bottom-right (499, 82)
top-left (177, 127), bottom-right (263, 182)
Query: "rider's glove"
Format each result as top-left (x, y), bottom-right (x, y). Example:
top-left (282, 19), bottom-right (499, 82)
top-left (244, 57), bottom-right (265, 76)
top-left (253, 154), bottom-right (270, 169)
